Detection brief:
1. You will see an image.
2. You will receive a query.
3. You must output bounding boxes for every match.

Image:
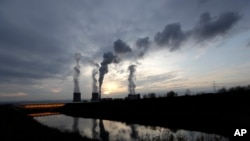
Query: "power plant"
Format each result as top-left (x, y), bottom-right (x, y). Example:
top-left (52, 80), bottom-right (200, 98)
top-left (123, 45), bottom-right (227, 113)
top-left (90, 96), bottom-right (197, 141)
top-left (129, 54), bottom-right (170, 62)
top-left (73, 53), bottom-right (82, 102)
top-left (73, 39), bottom-right (141, 102)
top-left (72, 53), bottom-right (141, 101)
top-left (91, 92), bottom-right (99, 101)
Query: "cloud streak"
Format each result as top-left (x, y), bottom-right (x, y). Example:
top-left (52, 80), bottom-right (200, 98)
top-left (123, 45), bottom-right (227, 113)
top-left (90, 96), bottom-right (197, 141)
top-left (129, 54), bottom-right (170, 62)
top-left (0, 92), bottom-right (27, 97)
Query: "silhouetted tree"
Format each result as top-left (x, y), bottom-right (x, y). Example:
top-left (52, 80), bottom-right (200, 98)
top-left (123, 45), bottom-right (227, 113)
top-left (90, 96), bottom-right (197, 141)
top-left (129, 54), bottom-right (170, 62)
top-left (217, 87), bottom-right (227, 93)
top-left (228, 86), bottom-right (245, 93)
top-left (246, 85), bottom-right (250, 90)
top-left (143, 93), bottom-right (156, 99)
top-left (148, 93), bottom-right (156, 98)
top-left (185, 89), bottom-right (191, 95)
top-left (166, 91), bottom-right (177, 97)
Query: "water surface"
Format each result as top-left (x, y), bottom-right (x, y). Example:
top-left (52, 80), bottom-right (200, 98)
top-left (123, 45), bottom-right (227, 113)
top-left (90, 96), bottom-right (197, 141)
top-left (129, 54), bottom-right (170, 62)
top-left (34, 114), bottom-right (229, 141)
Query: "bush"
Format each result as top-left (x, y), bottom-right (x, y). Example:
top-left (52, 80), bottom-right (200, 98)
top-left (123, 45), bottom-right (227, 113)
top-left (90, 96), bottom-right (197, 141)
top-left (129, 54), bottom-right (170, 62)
top-left (166, 91), bottom-right (177, 97)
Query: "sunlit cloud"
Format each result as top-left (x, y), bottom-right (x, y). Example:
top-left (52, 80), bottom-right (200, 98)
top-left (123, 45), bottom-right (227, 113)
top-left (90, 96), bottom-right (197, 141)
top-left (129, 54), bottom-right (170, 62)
top-left (0, 92), bottom-right (28, 97)
top-left (50, 88), bottom-right (62, 93)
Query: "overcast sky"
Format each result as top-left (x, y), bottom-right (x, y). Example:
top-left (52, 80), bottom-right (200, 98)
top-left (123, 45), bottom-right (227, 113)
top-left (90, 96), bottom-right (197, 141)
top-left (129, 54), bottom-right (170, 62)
top-left (1, 0), bottom-right (250, 102)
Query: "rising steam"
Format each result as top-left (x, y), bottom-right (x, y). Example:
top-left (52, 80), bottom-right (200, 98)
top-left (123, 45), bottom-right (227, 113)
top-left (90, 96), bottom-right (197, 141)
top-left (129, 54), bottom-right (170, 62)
top-left (128, 65), bottom-right (136, 94)
top-left (99, 52), bottom-right (116, 96)
top-left (73, 53), bottom-right (82, 93)
top-left (91, 62), bottom-right (99, 93)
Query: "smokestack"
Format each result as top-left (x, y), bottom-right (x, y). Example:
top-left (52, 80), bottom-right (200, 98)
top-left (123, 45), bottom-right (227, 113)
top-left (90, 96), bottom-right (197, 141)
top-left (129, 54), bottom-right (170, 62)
top-left (73, 53), bottom-right (82, 102)
top-left (128, 65), bottom-right (136, 94)
top-left (99, 52), bottom-right (116, 99)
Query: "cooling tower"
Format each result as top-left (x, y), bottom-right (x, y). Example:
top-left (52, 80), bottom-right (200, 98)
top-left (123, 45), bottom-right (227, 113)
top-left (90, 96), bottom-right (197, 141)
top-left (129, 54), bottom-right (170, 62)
top-left (91, 92), bottom-right (99, 101)
top-left (73, 92), bottom-right (81, 102)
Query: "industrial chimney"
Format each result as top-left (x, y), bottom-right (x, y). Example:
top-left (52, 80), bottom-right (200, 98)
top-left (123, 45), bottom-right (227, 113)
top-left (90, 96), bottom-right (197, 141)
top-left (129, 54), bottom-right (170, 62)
top-left (73, 53), bottom-right (82, 102)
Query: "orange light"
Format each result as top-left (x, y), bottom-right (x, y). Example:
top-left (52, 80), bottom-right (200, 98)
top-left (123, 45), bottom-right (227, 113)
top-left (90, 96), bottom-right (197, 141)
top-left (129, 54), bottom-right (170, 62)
top-left (23, 103), bottom-right (65, 109)
top-left (28, 112), bottom-right (60, 117)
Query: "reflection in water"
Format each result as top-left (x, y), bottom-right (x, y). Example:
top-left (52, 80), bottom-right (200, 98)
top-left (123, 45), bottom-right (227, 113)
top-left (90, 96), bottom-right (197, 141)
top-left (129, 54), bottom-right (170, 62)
top-left (99, 120), bottom-right (109, 141)
top-left (92, 119), bottom-right (98, 139)
top-left (92, 119), bottom-right (109, 141)
top-left (28, 112), bottom-right (60, 117)
top-left (130, 125), bottom-right (139, 139)
top-left (34, 114), bottom-right (229, 141)
top-left (72, 117), bottom-right (79, 132)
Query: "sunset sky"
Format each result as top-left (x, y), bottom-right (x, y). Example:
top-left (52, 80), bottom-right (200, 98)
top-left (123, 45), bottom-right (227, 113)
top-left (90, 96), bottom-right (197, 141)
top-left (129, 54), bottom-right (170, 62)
top-left (1, 0), bottom-right (250, 102)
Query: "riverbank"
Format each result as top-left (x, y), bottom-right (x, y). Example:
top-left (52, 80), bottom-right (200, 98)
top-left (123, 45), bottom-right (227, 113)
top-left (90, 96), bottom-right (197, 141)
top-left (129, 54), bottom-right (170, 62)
top-left (60, 92), bottom-right (250, 140)
top-left (1, 91), bottom-right (249, 141)
top-left (0, 105), bottom-right (98, 141)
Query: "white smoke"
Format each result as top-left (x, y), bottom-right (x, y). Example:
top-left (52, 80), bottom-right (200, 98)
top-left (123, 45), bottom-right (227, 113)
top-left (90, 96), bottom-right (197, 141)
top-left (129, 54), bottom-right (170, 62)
top-left (128, 64), bottom-right (136, 94)
top-left (73, 53), bottom-right (82, 93)
top-left (91, 62), bottom-right (99, 93)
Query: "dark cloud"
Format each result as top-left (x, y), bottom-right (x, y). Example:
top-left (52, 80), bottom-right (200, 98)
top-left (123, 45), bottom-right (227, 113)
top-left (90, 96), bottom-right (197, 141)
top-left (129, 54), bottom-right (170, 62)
top-left (193, 12), bottom-right (241, 41)
top-left (198, 0), bottom-right (208, 5)
top-left (154, 12), bottom-right (241, 51)
top-left (154, 23), bottom-right (187, 51)
top-left (247, 40), bottom-right (250, 47)
top-left (135, 37), bottom-right (151, 57)
top-left (0, 1), bottom-right (75, 84)
top-left (136, 37), bottom-right (151, 48)
top-left (113, 39), bottom-right (132, 54)
top-left (0, 53), bottom-right (68, 83)
top-left (0, 0), bottom-right (249, 100)
top-left (101, 52), bottom-right (116, 65)
top-left (112, 39), bottom-right (132, 63)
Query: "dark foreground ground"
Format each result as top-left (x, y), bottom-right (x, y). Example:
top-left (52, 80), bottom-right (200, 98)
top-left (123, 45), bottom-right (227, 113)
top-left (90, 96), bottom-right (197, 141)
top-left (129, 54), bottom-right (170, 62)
top-left (60, 92), bottom-right (250, 141)
top-left (1, 92), bottom-right (250, 141)
top-left (0, 105), bottom-right (98, 141)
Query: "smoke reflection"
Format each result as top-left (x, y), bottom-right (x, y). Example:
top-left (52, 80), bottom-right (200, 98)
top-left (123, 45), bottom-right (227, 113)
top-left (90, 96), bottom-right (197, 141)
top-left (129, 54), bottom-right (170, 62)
top-left (35, 115), bottom-right (229, 141)
top-left (72, 117), bottom-right (79, 132)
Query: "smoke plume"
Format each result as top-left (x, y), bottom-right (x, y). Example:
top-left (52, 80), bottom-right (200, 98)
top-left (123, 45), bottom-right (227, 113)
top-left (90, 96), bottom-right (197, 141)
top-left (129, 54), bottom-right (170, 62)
top-left (128, 64), bottom-right (136, 94)
top-left (99, 52), bottom-right (116, 95)
top-left (90, 62), bottom-right (99, 93)
top-left (135, 36), bottom-right (151, 58)
top-left (193, 12), bottom-right (241, 41)
top-left (154, 12), bottom-right (240, 51)
top-left (113, 39), bottom-right (132, 63)
top-left (154, 23), bottom-right (187, 51)
top-left (114, 39), bottom-right (132, 54)
top-left (73, 53), bottom-right (82, 93)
